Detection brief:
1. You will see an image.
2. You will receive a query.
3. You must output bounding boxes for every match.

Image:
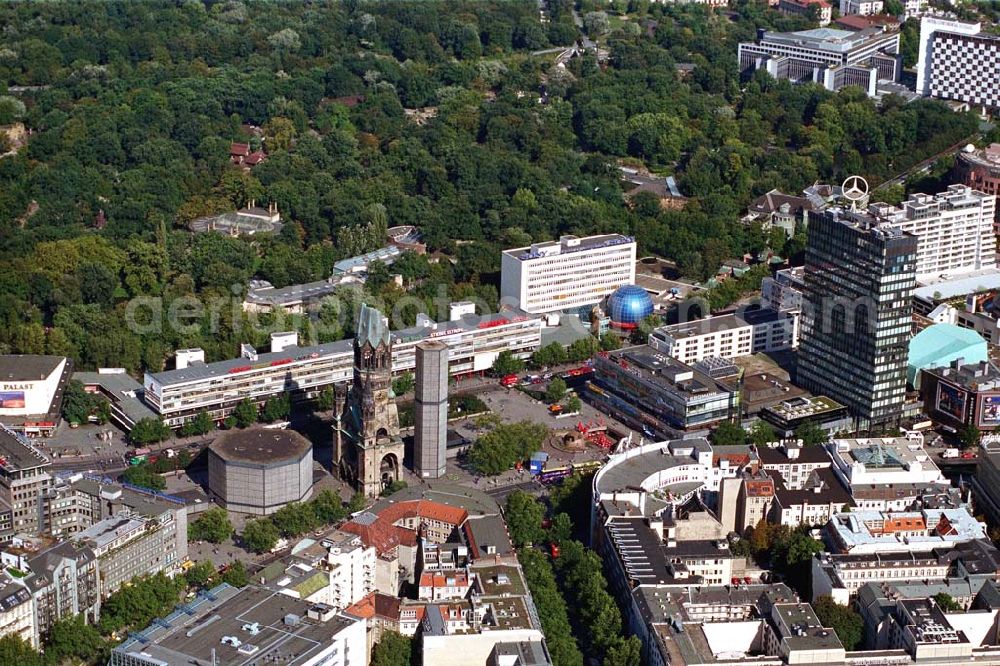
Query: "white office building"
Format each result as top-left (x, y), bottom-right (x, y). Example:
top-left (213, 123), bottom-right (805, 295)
top-left (145, 310), bottom-right (542, 427)
top-left (825, 437), bottom-right (947, 489)
top-left (738, 27), bottom-right (901, 98)
top-left (863, 185), bottom-right (996, 281)
top-left (840, 0), bottom-right (883, 15)
top-left (648, 309), bottom-right (799, 365)
top-left (500, 234), bottom-right (636, 314)
top-left (917, 16), bottom-right (1000, 111)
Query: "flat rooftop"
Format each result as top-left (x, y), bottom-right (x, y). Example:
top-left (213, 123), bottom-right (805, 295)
top-left (599, 346), bottom-right (734, 399)
top-left (763, 394), bottom-right (845, 419)
top-left (244, 279), bottom-right (343, 306)
top-left (503, 234), bottom-right (634, 261)
top-left (0, 426), bottom-right (50, 472)
top-left (113, 585), bottom-right (358, 666)
top-left (913, 267), bottom-right (1000, 297)
top-left (209, 428), bottom-right (313, 466)
top-left (829, 437), bottom-right (936, 470)
top-left (72, 371), bottom-right (157, 424)
top-left (150, 310), bottom-right (537, 387)
top-left (656, 308), bottom-right (794, 339)
top-left (0, 355), bottom-right (64, 382)
top-left (759, 26), bottom-right (894, 53)
top-left (75, 513), bottom-right (147, 550)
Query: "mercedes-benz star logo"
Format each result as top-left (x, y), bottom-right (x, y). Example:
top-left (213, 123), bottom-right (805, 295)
top-left (841, 175), bottom-right (869, 203)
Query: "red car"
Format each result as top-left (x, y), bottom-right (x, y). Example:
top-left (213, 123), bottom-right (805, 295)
top-left (549, 543), bottom-right (561, 558)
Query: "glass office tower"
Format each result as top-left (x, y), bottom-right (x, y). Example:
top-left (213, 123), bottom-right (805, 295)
top-left (798, 209), bottom-right (918, 429)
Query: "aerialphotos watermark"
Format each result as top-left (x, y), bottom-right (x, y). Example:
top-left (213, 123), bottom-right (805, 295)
top-left (122, 281), bottom-right (878, 346)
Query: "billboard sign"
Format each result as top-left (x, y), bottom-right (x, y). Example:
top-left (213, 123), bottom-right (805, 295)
top-left (980, 395), bottom-right (1000, 427)
top-left (0, 392), bottom-right (26, 409)
top-left (936, 383), bottom-right (966, 422)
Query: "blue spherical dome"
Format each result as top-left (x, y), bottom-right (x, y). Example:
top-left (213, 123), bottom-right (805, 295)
top-left (607, 285), bottom-right (653, 328)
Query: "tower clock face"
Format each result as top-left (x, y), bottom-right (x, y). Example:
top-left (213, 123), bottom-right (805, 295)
top-left (376, 390), bottom-right (386, 402)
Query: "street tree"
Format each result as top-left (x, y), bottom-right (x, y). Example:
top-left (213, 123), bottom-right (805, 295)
top-left (188, 507), bottom-right (234, 544)
top-left (712, 421), bottom-right (747, 446)
top-left (242, 518), bottom-right (280, 554)
top-left (505, 490), bottom-right (546, 547)
top-left (492, 350), bottom-right (525, 377)
top-left (545, 377), bottom-right (567, 403)
top-left (233, 399), bottom-right (258, 428)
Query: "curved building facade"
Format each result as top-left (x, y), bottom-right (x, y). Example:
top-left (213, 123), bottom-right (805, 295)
top-left (208, 428), bottom-right (314, 515)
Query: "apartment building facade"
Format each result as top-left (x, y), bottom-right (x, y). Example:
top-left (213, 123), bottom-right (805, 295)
top-left (0, 426), bottom-right (52, 540)
top-left (864, 185), bottom-right (996, 281)
top-left (648, 308), bottom-right (799, 365)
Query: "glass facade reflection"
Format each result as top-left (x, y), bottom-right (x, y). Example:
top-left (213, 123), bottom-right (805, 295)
top-left (798, 209), bottom-right (918, 429)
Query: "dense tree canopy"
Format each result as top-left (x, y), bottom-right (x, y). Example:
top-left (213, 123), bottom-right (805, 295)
top-left (0, 0), bottom-right (979, 383)
top-left (468, 421), bottom-right (547, 474)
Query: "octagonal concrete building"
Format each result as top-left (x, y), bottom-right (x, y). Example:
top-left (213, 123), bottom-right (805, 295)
top-left (207, 428), bottom-right (314, 515)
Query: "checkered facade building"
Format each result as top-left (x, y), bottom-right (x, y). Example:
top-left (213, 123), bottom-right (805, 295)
top-left (929, 31), bottom-right (1000, 109)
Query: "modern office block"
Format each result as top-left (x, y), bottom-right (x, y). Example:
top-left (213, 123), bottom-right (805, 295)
top-left (500, 234), bottom-right (636, 314)
top-left (738, 27), bottom-right (900, 98)
top-left (798, 208), bottom-right (918, 428)
top-left (916, 16), bottom-right (1000, 111)
top-left (415, 340), bottom-right (448, 479)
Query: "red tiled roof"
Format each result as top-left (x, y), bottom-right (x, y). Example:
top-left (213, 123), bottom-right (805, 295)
top-left (935, 515), bottom-right (959, 536)
top-left (378, 500), bottom-right (469, 527)
top-left (715, 453), bottom-right (751, 468)
top-left (745, 478), bottom-right (775, 497)
top-left (344, 593), bottom-right (376, 619)
top-left (341, 500), bottom-right (468, 555)
top-left (879, 516), bottom-right (926, 534)
top-left (419, 572), bottom-right (470, 588)
top-left (340, 519), bottom-right (402, 555)
top-left (245, 150), bottom-right (266, 165)
top-left (374, 593), bottom-right (401, 619)
top-left (230, 142), bottom-right (250, 156)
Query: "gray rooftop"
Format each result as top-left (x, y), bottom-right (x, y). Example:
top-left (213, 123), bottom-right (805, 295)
top-left (655, 308), bottom-right (793, 339)
top-left (464, 514), bottom-right (514, 559)
top-left (913, 267), bottom-right (1000, 301)
top-left (503, 234), bottom-right (634, 262)
top-left (149, 309), bottom-right (537, 387)
top-left (209, 428), bottom-right (313, 466)
top-left (0, 355), bottom-right (64, 382)
top-left (112, 585), bottom-right (359, 666)
top-left (370, 482), bottom-right (500, 517)
top-left (491, 641), bottom-right (552, 666)
top-left (595, 438), bottom-right (715, 496)
top-left (72, 371), bottom-right (157, 424)
top-left (0, 426), bottom-right (50, 472)
top-left (760, 26), bottom-right (894, 54)
top-left (244, 279), bottom-right (342, 306)
top-left (598, 346), bottom-right (736, 401)
top-left (74, 513), bottom-right (147, 550)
